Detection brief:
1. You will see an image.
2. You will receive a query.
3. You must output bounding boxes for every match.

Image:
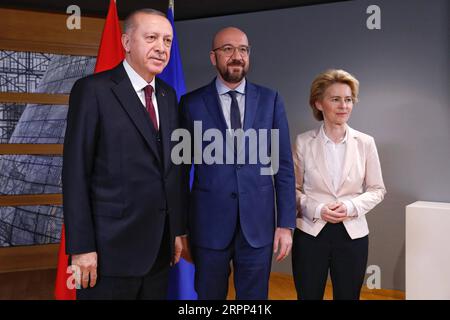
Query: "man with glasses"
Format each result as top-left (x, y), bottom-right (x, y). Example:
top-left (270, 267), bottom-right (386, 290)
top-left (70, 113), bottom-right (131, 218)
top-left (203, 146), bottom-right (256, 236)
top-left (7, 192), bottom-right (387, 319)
top-left (180, 27), bottom-right (296, 299)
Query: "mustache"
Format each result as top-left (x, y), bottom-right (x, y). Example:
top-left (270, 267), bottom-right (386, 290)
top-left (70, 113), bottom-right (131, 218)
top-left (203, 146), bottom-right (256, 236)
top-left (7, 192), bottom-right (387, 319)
top-left (227, 60), bottom-right (245, 67)
top-left (148, 53), bottom-right (166, 60)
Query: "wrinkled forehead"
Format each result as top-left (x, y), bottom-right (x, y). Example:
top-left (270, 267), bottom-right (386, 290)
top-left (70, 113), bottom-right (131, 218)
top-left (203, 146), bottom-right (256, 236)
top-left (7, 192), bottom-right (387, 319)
top-left (133, 13), bottom-right (173, 36)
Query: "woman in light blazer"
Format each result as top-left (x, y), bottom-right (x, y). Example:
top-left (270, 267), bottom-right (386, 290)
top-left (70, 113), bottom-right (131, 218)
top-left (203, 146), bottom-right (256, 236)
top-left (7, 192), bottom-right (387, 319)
top-left (292, 69), bottom-right (386, 300)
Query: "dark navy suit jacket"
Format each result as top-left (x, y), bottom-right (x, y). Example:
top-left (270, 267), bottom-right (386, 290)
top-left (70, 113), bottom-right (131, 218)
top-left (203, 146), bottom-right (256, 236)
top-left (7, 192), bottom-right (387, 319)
top-left (62, 63), bottom-right (188, 277)
top-left (180, 79), bottom-right (296, 250)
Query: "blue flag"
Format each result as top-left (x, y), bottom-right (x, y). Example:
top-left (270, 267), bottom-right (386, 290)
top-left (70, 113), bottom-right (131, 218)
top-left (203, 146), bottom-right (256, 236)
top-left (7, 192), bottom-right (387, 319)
top-left (158, 5), bottom-right (198, 300)
top-left (158, 8), bottom-right (186, 101)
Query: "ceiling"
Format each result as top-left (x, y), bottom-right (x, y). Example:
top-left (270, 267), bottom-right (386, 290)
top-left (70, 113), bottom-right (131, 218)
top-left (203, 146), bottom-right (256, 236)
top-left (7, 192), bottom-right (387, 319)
top-left (1, 0), bottom-right (350, 21)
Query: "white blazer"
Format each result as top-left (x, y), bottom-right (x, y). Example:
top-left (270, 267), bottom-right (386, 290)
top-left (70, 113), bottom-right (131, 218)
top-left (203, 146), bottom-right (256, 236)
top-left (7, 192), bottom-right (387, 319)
top-left (293, 125), bottom-right (386, 239)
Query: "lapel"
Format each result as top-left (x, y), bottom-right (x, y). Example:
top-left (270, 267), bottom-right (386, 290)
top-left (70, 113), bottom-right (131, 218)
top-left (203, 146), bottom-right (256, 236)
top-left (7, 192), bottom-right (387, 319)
top-left (310, 128), bottom-right (335, 196)
top-left (336, 125), bottom-right (357, 192)
top-left (110, 64), bottom-right (162, 164)
top-left (242, 81), bottom-right (259, 131)
top-left (236, 81), bottom-right (260, 158)
top-left (201, 79), bottom-right (260, 158)
top-left (202, 81), bottom-right (235, 157)
top-left (155, 78), bottom-right (172, 175)
top-left (202, 80), bottom-right (228, 134)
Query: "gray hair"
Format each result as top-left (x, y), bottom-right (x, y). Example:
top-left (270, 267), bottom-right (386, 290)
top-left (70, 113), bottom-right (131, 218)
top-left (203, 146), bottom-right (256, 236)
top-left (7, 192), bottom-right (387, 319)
top-left (123, 8), bottom-right (166, 34)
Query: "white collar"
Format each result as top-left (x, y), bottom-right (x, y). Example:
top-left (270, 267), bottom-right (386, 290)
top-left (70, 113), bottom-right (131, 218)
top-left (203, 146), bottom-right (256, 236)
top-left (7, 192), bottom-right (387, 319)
top-left (320, 124), bottom-right (348, 144)
top-left (215, 77), bottom-right (246, 96)
top-left (123, 59), bottom-right (156, 92)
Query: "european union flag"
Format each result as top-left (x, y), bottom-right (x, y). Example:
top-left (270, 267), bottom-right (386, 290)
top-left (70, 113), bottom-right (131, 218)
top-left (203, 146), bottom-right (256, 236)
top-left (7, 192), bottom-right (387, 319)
top-left (158, 4), bottom-right (198, 300)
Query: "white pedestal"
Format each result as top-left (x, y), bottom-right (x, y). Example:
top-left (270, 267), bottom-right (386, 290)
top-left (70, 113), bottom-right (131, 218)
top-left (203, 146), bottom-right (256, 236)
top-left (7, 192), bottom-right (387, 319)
top-left (406, 201), bottom-right (450, 300)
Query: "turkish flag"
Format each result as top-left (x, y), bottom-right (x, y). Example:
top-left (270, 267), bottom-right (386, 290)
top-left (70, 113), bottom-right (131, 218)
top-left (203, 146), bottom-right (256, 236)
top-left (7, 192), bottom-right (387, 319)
top-left (54, 0), bottom-right (125, 300)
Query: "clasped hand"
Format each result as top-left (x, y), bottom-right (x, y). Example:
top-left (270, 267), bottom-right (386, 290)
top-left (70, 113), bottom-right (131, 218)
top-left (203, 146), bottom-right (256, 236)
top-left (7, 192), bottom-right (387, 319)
top-left (320, 202), bottom-right (348, 224)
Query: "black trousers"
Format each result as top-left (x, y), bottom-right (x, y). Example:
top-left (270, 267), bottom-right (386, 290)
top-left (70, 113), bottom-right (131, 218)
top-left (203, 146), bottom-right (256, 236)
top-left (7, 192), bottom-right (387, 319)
top-left (291, 223), bottom-right (368, 300)
top-left (76, 218), bottom-right (171, 300)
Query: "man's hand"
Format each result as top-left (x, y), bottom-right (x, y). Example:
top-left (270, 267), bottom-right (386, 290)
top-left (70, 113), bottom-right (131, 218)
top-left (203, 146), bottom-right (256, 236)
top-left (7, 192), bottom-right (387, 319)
top-left (180, 236), bottom-right (193, 263)
top-left (172, 236), bottom-right (183, 266)
top-left (320, 202), bottom-right (347, 224)
top-left (71, 252), bottom-right (98, 289)
top-left (273, 227), bottom-right (293, 262)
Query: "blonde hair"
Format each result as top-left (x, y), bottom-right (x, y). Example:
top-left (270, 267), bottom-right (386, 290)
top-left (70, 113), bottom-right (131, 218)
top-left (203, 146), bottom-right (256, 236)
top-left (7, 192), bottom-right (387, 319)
top-left (309, 69), bottom-right (359, 121)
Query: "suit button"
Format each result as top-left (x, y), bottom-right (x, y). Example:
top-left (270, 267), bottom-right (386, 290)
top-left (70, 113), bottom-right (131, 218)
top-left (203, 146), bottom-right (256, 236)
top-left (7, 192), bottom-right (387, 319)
top-left (236, 165), bottom-right (243, 170)
top-left (231, 192), bottom-right (237, 199)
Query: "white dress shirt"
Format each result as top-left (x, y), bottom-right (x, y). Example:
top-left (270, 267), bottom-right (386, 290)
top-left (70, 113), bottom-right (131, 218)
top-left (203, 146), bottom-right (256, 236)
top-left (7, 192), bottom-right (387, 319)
top-left (123, 59), bottom-right (160, 128)
top-left (314, 125), bottom-right (357, 219)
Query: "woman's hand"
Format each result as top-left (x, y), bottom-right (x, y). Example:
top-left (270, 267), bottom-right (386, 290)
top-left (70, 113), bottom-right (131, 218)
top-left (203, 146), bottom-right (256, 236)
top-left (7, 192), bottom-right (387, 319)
top-left (320, 202), bottom-right (348, 223)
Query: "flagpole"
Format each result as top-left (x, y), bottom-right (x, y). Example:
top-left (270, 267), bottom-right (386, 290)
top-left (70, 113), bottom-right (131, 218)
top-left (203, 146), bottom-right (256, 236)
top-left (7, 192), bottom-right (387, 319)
top-left (169, 0), bottom-right (174, 15)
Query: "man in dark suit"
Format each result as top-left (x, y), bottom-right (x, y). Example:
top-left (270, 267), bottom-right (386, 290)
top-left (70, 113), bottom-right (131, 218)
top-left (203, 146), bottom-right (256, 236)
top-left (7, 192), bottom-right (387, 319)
top-left (180, 27), bottom-right (296, 299)
top-left (62, 9), bottom-right (187, 300)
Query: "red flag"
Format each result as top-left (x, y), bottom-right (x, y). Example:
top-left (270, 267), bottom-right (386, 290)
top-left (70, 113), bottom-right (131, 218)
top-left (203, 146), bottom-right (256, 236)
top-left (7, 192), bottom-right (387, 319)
top-left (54, 0), bottom-right (125, 300)
top-left (94, 0), bottom-right (125, 73)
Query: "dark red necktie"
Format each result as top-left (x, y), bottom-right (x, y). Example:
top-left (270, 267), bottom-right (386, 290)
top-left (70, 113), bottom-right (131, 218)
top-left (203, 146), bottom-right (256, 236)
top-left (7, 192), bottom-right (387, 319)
top-left (143, 84), bottom-right (158, 130)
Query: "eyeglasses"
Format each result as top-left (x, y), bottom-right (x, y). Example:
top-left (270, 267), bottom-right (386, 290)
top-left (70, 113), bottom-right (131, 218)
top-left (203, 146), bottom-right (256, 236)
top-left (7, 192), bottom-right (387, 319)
top-left (212, 45), bottom-right (251, 57)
